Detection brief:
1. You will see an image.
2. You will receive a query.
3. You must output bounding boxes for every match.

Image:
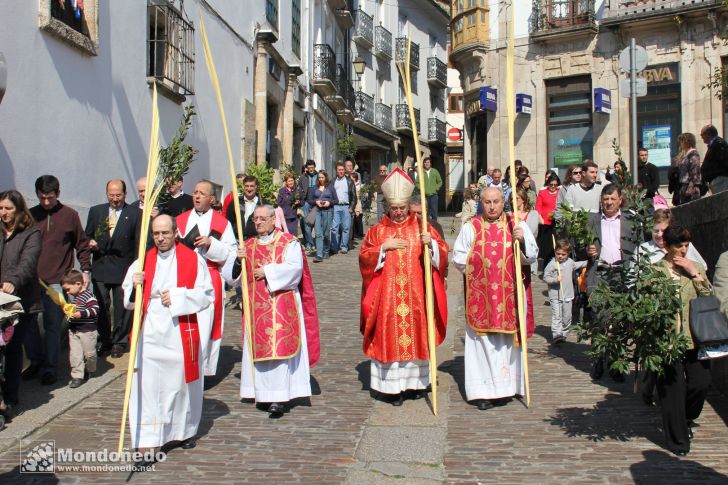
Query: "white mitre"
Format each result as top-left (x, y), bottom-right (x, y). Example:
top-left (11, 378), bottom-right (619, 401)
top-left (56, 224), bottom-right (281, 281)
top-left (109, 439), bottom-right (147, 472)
top-left (381, 168), bottom-right (415, 204)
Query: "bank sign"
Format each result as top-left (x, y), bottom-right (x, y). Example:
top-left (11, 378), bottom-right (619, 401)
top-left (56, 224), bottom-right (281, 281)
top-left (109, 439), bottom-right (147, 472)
top-left (479, 86), bottom-right (497, 112)
top-left (594, 88), bottom-right (611, 114)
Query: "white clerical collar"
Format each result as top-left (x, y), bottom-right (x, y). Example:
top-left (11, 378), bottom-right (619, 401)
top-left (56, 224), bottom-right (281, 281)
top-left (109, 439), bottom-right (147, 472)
top-left (195, 209), bottom-right (211, 217)
top-left (258, 231), bottom-right (275, 244)
top-left (158, 247), bottom-right (175, 258)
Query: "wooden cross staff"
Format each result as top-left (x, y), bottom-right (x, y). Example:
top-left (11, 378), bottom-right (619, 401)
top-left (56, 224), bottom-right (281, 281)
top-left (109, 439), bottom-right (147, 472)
top-left (396, 35), bottom-right (439, 416)
top-left (199, 16), bottom-right (256, 390)
top-left (505, 3), bottom-right (531, 407)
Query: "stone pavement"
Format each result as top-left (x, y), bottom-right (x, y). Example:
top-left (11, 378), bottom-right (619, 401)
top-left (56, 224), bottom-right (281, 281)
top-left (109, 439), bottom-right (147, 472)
top-left (1, 221), bottom-right (728, 483)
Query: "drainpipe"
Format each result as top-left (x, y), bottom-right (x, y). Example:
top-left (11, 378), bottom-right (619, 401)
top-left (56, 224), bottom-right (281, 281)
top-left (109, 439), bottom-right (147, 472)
top-left (0, 52), bottom-right (7, 105)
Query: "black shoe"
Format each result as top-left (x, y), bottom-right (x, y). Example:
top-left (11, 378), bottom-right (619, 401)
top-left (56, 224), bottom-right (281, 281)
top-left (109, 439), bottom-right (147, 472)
top-left (673, 449), bottom-right (688, 457)
top-left (133, 459), bottom-right (157, 472)
top-left (323, 253), bottom-right (330, 259)
top-left (687, 427), bottom-right (694, 441)
top-left (41, 373), bottom-right (57, 385)
top-left (111, 345), bottom-right (123, 358)
top-left (69, 378), bottom-right (83, 389)
top-left (407, 390), bottom-right (426, 400)
top-left (0, 405), bottom-right (13, 424)
top-left (642, 394), bottom-right (654, 407)
top-left (21, 364), bottom-right (40, 380)
top-left (96, 343), bottom-right (113, 355)
top-left (180, 438), bottom-right (196, 449)
top-left (84, 370), bottom-right (91, 381)
top-left (391, 394), bottom-right (404, 406)
top-left (313, 256), bottom-right (323, 263)
top-left (609, 370), bottom-right (625, 383)
top-left (477, 400), bottom-right (494, 411)
top-left (268, 403), bottom-right (284, 416)
top-left (590, 359), bottom-right (604, 380)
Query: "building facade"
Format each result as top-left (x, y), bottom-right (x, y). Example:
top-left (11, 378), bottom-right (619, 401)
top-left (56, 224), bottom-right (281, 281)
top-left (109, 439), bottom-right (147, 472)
top-left (449, 0), bottom-right (728, 187)
top-left (348, 0), bottom-right (450, 191)
top-left (0, 0), bottom-right (256, 214)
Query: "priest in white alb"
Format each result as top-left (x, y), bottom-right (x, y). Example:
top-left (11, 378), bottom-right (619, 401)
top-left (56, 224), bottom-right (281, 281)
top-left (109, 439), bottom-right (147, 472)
top-left (224, 205), bottom-right (320, 417)
top-left (452, 187), bottom-right (538, 411)
top-left (122, 214), bottom-right (214, 453)
top-left (176, 179), bottom-right (237, 376)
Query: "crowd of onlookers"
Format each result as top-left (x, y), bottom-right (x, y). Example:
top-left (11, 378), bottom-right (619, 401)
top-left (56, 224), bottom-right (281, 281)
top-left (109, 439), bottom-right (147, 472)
top-left (453, 123), bottom-right (728, 456)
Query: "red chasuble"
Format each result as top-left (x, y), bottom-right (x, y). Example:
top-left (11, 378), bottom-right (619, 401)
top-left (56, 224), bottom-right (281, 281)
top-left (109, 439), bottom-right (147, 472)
top-left (359, 212), bottom-right (448, 363)
top-left (141, 243), bottom-right (201, 383)
top-left (464, 215), bottom-right (534, 340)
top-left (241, 231), bottom-right (321, 366)
top-left (177, 210), bottom-right (228, 341)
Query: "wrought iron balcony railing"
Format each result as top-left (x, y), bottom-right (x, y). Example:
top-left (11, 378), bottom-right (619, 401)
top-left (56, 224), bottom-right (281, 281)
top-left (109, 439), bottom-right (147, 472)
top-left (374, 25), bottom-right (392, 60)
top-left (531, 0), bottom-right (596, 34)
top-left (312, 44), bottom-right (336, 95)
top-left (375, 103), bottom-right (393, 132)
top-left (395, 104), bottom-right (420, 132)
top-left (354, 91), bottom-right (375, 125)
top-left (395, 37), bottom-right (419, 71)
top-left (352, 9), bottom-right (373, 48)
top-left (601, 0), bottom-right (724, 25)
top-left (427, 57), bottom-right (447, 89)
top-left (427, 118), bottom-right (446, 145)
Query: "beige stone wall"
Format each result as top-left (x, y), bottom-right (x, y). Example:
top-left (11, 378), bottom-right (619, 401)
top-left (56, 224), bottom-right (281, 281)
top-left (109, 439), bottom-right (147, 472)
top-left (453, 15), bottom-right (728, 184)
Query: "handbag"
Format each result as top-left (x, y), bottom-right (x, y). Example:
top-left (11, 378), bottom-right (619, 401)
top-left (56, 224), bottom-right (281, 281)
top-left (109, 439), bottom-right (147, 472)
top-left (305, 206), bottom-right (319, 227)
top-left (689, 295), bottom-right (728, 347)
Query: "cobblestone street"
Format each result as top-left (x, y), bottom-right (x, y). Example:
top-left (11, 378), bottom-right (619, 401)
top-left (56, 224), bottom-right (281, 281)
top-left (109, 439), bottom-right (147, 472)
top-left (1, 229), bottom-right (728, 483)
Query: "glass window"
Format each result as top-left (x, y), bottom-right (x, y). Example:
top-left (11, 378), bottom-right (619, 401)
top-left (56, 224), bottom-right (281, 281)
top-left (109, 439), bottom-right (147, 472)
top-left (292, 0), bottom-right (301, 58)
top-left (546, 76), bottom-right (592, 167)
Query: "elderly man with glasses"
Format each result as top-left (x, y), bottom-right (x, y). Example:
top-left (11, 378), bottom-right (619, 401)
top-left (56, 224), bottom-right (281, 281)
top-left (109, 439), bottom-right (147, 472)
top-left (225, 205), bottom-right (320, 417)
top-left (373, 165), bottom-right (389, 222)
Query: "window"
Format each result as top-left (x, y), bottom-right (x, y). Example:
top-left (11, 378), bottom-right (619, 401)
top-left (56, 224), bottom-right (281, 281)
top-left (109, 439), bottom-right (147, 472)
top-left (292, 0), bottom-right (301, 59)
top-left (147, 1), bottom-right (195, 98)
top-left (51, 0), bottom-right (87, 36)
top-left (449, 94), bottom-right (464, 112)
top-left (266, 0), bottom-right (279, 31)
top-left (39, 0), bottom-right (99, 55)
top-left (546, 76), bottom-right (593, 168)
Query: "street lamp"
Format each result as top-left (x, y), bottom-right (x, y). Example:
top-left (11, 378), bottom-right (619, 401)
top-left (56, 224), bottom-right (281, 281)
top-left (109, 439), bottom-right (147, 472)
top-left (352, 56), bottom-right (366, 117)
top-left (353, 56), bottom-right (366, 82)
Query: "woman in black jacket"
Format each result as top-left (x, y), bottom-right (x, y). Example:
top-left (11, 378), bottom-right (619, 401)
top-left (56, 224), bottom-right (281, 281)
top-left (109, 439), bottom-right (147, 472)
top-left (0, 190), bottom-right (42, 407)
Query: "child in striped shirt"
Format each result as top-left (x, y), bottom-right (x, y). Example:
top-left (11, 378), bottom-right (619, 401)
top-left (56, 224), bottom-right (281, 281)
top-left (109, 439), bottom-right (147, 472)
top-left (61, 270), bottom-right (98, 388)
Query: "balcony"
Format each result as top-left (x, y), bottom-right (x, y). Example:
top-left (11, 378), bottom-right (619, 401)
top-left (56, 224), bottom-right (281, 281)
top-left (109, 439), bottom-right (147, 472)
top-left (375, 103), bottom-right (393, 133)
top-left (353, 91), bottom-right (375, 125)
top-left (352, 9), bottom-right (373, 49)
top-left (395, 37), bottom-right (419, 71)
top-left (601, 0), bottom-right (724, 27)
top-left (427, 118), bottom-right (446, 146)
top-left (395, 104), bottom-right (420, 134)
top-left (531, 0), bottom-right (597, 41)
top-left (374, 25), bottom-right (392, 60)
top-left (328, 0), bottom-right (347, 9)
top-left (312, 44), bottom-right (336, 97)
top-left (325, 64), bottom-right (355, 123)
top-left (326, 64), bottom-right (350, 111)
top-left (335, 0), bottom-right (354, 29)
top-left (427, 57), bottom-right (447, 89)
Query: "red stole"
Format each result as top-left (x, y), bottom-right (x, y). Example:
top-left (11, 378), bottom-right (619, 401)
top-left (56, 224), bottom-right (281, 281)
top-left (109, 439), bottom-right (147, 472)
top-left (177, 209), bottom-right (228, 341)
top-left (359, 213), bottom-right (448, 363)
top-left (464, 215), bottom-right (534, 340)
top-left (142, 243), bottom-right (201, 383)
top-left (241, 231), bottom-right (321, 365)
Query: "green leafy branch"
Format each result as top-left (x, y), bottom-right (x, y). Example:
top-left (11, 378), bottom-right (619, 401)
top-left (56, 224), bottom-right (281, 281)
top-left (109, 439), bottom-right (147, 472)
top-left (155, 105), bottom-right (197, 204)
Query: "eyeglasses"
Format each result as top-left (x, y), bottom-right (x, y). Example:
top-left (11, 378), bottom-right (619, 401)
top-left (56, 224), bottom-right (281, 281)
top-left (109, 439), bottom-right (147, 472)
top-left (572, 171), bottom-right (582, 175)
top-left (548, 183), bottom-right (559, 187)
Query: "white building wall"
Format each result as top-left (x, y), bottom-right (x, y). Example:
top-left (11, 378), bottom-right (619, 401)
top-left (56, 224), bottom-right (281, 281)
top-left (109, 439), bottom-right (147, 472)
top-left (0, 1), bottom-right (255, 216)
